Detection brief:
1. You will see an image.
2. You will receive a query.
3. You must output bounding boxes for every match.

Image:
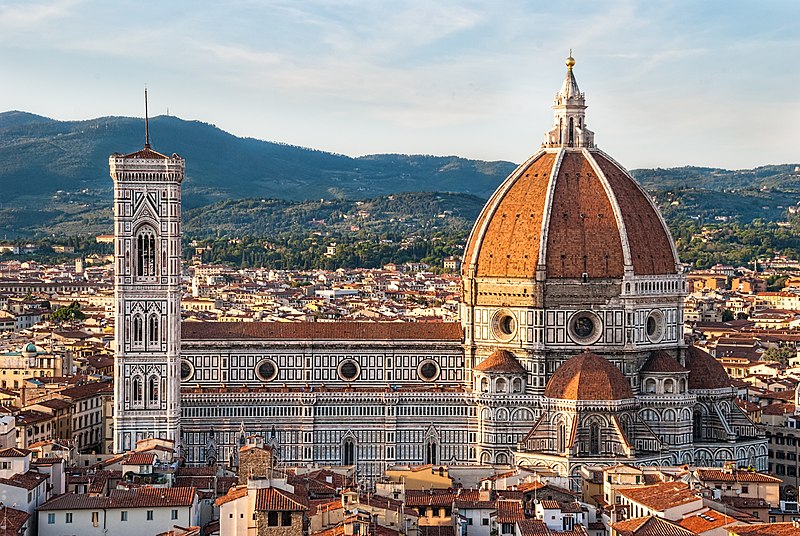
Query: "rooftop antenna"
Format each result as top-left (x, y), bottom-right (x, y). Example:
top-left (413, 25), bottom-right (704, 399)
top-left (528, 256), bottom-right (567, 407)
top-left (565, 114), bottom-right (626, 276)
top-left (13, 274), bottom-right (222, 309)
top-left (144, 87), bottom-right (151, 149)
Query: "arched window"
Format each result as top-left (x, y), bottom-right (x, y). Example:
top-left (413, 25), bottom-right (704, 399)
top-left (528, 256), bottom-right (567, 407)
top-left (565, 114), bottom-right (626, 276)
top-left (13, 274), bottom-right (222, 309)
top-left (495, 378), bottom-right (507, 393)
top-left (664, 379), bottom-right (675, 394)
top-left (589, 423), bottom-right (600, 455)
top-left (644, 378), bottom-right (657, 394)
top-left (426, 441), bottom-right (438, 465)
top-left (132, 376), bottom-right (143, 403)
top-left (133, 315), bottom-right (144, 344)
top-left (679, 379), bottom-right (687, 393)
top-left (136, 226), bottom-right (157, 277)
top-left (512, 378), bottom-right (522, 393)
top-left (148, 314), bottom-right (159, 345)
top-left (148, 376), bottom-right (158, 404)
top-left (568, 117), bottom-right (574, 145)
top-left (557, 423), bottom-right (566, 452)
top-left (480, 377), bottom-right (489, 393)
top-left (343, 439), bottom-right (355, 466)
top-left (693, 410), bottom-right (703, 441)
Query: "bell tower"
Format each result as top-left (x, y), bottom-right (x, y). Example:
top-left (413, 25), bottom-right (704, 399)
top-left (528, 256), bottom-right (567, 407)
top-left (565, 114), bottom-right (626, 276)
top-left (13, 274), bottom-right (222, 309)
top-left (111, 91), bottom-right (184, 452)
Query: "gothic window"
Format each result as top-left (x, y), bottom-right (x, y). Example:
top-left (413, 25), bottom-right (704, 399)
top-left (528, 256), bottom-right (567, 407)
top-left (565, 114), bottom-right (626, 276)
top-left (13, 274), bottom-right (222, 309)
top-left (693, 410), bottom-right (703, 441)
top-left (589, 423), bottom-right (600, 455)
top-left (568, 117), bottom-right (574, 145)
top-left (343, 439), bottom-right (356, 466)
top-left (148, 314), bottom-right (159, 346)
top-left (132, 315), bottom-right (144, 344)
top-left (557, 422), bottom-right (566, 452)
top-left (135, 226), bottom-right (157, 278)
top-left (426, 441), bottom-right (438, 465)
top-left (148, 376), bottom-right (159, 405)
top-left (132, 376), bottom-right (143, 404)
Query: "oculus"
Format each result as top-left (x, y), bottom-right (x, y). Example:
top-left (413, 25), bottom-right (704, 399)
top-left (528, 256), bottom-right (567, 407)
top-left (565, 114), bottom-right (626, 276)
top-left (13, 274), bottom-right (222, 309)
top-left (338, 359), bottom-right (360, 382)
top-left (646, 309), bottom-right (666, 343)
top-left (417, 359), bottom-right (440, 382)
top-left (568, 310), bottom-right (602, 344)
top-left (180, 359), bottom-right (194, 382)
top-left (491, 310), bottom-right (517, 342)
top-left (255, 359), bottom-right (279, 382)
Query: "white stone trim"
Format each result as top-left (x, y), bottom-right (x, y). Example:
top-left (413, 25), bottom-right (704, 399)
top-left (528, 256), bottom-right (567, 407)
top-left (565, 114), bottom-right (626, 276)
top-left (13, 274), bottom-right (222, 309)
top-left (535, 148), bottom-right (565, 272)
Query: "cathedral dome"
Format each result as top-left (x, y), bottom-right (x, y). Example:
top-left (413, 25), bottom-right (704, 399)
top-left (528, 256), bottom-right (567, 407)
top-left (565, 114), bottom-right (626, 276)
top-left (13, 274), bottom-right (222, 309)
top-left (474, 349), bottom-right (525, 374)
top-left (544, 351), bottom-right (633, 401)
top-left (462, 56), bottom-right (678, 281)
top-left (685, 345), bottom-right (731, 390)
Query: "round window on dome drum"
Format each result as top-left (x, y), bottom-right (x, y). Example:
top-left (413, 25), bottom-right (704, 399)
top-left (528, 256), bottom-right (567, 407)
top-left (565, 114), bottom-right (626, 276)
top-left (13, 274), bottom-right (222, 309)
top-left (180, 359), bottom-right (194, 382)
top-left (255, 359), bottom-right (279, 382)
top-left (338, 359), bottom-right (360, 382)
top-left (568, 311), bottom-right (602, 344)
top-left (491, 310), bottom-right (517, 342)
top-left (646, 309), bottom-right (665, 343)
top-left (417, 359), bottom-right (440, 382)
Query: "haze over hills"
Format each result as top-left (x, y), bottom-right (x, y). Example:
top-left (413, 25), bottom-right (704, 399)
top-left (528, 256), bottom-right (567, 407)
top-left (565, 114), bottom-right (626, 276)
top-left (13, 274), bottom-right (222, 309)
top-left (0, 110), bottom-right (798, 238)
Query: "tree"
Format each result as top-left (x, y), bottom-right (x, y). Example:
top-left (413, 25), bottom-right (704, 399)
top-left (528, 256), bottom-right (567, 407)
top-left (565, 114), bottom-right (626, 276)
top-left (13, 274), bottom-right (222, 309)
top-left (721, 309), bottom-right (734, 322)
top-left (50, 302), bottom-right (86, 324)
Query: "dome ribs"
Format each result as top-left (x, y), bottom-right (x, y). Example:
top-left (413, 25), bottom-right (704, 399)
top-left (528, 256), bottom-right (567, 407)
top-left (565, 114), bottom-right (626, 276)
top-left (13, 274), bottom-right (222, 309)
top-left (470, 152), bottom-right (556, 278)
top-left (593, 153), bottom-right (676, 275)
top-left (545, 152), bottom-right (624, 279)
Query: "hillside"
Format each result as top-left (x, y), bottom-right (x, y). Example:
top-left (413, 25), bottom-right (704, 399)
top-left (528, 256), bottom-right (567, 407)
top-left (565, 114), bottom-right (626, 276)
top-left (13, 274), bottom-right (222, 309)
top-left (0, 110), bottom-right (798, 239)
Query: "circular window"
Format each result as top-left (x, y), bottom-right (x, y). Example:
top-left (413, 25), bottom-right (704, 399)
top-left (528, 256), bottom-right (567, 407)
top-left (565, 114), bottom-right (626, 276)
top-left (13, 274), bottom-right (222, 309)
top-left (338, 359), bottom-right (360, 382)
top-left (568, 311), bottom-right (602, 344)
top-left (255, 359), bottom-right (279, 382)
top-left (417, 360), bottom-right (440, 382)
top-left (491, 310), bottom-right (517, 341)
top-left (180, 359), bottom-right (194, 382)
top-left (646, 309), bottom-right (665, 343)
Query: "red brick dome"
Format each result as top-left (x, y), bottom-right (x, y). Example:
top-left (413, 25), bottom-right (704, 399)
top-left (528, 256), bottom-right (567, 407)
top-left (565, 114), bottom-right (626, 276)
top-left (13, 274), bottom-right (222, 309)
top-left (474, 349), bottom-right (526, 374)
top-left (685, 345), bottom-right (731, 390)
top-left (463, 148), bottom-right (678, 280)
top-left (544, 351), bottom-right (633, 401)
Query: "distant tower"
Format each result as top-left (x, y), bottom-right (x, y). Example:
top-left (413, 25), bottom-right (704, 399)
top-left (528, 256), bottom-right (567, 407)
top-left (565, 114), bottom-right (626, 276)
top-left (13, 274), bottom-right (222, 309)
top-left (110, 91), bottom-right (184, 453)
top-left (75, 257), bottom-right (84, 274)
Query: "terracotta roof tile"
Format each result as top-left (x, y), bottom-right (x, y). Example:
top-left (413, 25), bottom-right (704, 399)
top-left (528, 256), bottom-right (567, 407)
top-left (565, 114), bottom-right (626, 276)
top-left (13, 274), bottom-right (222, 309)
top-left (727, 523), bottom-right (800, 536)
top-left (41, 487), bottom-right (196, 510)
top-left (678, 509), bottom-right (737, 533)
top-left (696, 469), bottom-right (782, 483)
top-left (616, 482), bottom-right (699, 513)
top-left (685, 345), bottom-right (732, 390)
top-left (612, 515), bottom-right (696, 536)
top-left (255, 486), bottom-right (309, 511)
top-left (181, 321), bottom-right (462, 341)
top-left (593, 152), bottom-right (676, 275)
top-left (641, 351), bottom-right (688, 374)
top-left (474, 350), bottom-right (526, 374)
top-left (544, 351), bottom-right (633, 401)
top-left (465, 152), bottom-right (556, 278)
top-left (545, 151), bottom-right (625, 278)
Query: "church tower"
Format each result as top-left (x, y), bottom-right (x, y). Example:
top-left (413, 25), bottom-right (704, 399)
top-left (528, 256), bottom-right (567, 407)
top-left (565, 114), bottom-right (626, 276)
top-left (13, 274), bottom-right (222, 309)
top-left (111, 95), bottom-right (184, 453)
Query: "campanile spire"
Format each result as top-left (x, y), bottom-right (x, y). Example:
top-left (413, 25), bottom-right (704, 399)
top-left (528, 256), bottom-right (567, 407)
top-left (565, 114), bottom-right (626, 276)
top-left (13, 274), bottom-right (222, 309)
top-left (543, 52), bottom-right (595, 148)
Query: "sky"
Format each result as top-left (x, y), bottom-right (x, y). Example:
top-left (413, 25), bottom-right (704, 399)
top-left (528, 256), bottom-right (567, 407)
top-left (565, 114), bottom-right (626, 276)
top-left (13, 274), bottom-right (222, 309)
top-left (0, 0), bottom-right (798, 169)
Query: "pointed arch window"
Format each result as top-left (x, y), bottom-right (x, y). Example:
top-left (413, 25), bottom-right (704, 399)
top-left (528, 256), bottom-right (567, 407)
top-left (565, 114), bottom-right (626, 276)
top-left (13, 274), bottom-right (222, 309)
top-left (148, 314), bottom-right (159, 346)
top-left (343, 438), bottom-right (356, 466)
top-left (148, 375), bottom-right (159, 405)
top-left (135, 226), bottom-right (157, 278)
top-left (589, 423), bottom-right (600, 455)
top-left (132, 376), bottom-right (143, 404)
top-left (425, 441), bottom-right (439, 465)
top-left (557, 423), bottom-right (566, 452)
top-left (693, 410), bottom-right (703, 441)
top-left (568, 117), bottom-right (574, 145)
top-left (132, 315), bottom-right (144, 344)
